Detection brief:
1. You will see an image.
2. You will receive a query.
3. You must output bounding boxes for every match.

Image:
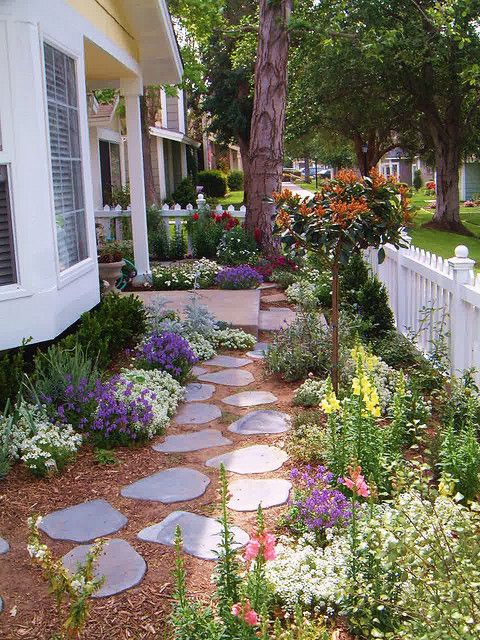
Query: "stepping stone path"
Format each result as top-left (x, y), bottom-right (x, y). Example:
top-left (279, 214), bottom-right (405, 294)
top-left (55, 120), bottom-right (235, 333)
top-left (221, 390), bottom-right (277, 408)
top-left (204, 355), bottom-right (253, 368)
top-left (39, 499), bottom-right (127, 542)
top-left (246, 342), bottom-right (270, 359)
top-left (198, 368), bottom-right (254, 387)
top-left (121, 467), bottom-right (210, 503)
top-left (259, 308), bottom-right (296, 331)
top-left (63, 539), bottom-right (146, 598)
top-left (206, 445), bottom-right (288, 475)
top-left (175, 402), bottom-right (221, 425)
top-left (263, 293), bottom-right (287, 303)
top-left (138, 511), bottom-right (249, 560)
top-left (154, 429), bottom-right (232, 453)
top-left (228, 478), bottom-right (292, 512)
top-left (185, 382), bottom-right (215, 402)
top-left (192, 365), bottom-right (208, 376)
top-left (228, 410), bottom-right (291, 435)
top-left (0, 537), bottom-right (9, 555)
top-left (259, 283), bottom-right (276, 290)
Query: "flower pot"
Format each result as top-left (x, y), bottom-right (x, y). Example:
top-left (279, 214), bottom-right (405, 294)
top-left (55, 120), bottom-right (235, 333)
top-left (98, 260), bottom-right (124, 292)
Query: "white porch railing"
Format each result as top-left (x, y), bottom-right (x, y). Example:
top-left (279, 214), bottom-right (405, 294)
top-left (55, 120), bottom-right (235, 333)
top-left (94, 195), bottom-right (247, 253)
top-left (365, 236), bottom-right (480, 377)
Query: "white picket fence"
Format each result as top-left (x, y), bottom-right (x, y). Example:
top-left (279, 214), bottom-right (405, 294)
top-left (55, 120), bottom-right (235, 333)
top-left (94, 194), bottom-right (247, 252)
top-left (365, 235), bottom-right (480, 377)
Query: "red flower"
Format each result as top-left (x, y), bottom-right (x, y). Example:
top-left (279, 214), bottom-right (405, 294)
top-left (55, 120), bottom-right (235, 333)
top-left (192, 213), bottom-right (199, 221)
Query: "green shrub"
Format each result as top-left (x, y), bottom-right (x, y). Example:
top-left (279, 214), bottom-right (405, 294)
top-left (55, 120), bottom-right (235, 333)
top-left (172, 177), bottom-right (197, 208)
top-left (170, 226), bottom-right (187, 260)
top-left (187, 210), bottom-right (225, 259)
top-left (147, 205), bottom-right (170, 260)
top-left (270, 269), bottom-right (298, 289)
top-left (216, 226), bottom-right (258, 265)
top-left (227, 170), bottom-right (244, 191)
top-left (413, 169), bottom-right (423, 191)
top-left (0, 345), bottom-right (27, 411)
top-left (65, 294), bottom-right (146, 369)
top-left (286, 409), bottom-right (326, 463)
top-left (197, 170), bottom-right (228, 198)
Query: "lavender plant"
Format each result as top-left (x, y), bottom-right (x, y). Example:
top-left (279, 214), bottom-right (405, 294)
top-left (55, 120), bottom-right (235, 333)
top-left (134, 332), bottom-right (197, 383)
top-left (215, 265), bottom-right (263, 290)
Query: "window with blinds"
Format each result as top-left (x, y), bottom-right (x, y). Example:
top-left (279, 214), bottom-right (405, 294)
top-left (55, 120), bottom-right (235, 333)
top-left (0, 165), bottom-right (16, 286)
top-left (44, 43), bottom-right (87, 271)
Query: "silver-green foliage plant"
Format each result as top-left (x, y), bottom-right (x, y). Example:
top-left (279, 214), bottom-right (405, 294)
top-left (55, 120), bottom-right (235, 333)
top-left (293, 378), bottom-right (327, 407)
top-left (210, 328), bottom-right (256, 351)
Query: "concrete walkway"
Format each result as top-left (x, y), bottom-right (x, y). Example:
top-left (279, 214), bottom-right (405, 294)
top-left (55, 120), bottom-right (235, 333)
top-left (281, 181), bottom-right (315, 199)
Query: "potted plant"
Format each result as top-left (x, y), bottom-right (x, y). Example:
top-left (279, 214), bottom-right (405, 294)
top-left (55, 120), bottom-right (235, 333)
top-left (97, 243), bottom-right (125, 291)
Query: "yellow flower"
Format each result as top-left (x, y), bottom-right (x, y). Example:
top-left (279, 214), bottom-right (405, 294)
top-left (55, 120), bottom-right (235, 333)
top-left (321, 391), bottom-right (341, 414)
top-left (352, 377), bottom-right (361, 396)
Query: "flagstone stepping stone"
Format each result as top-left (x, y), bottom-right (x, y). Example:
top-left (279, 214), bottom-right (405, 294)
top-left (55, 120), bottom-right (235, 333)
top-left (63, 539), bottom-right (146, 598)
top-left (221, 391), bottom-right (277, 408)
top-left (206, 445), bottom-right (288, 474)
top-left (138, 511), bottom-right (249, 560)
top-left (175, 402), bottom-right (221, 425)
top-left (228, 410), bottom-right (291, 435)
top-left (198, 369), bottom-right (254, 387)
top-left (185, 382), bottom-right (215, 402)
top-left (121, 467), bottom-right (210, 503)
top-left (153, 429), bottom-right (232, 453)
top-left (263, 293), bottom-right (288, 303)
top-left (204, 355), bottom-right (253, 368)
top-left (259, 308), bottom-right (296, 331)
top-left (246, 341), bottom-right (270, 359)
top-left (0, 596), bottom-right (3, 613)
top-left (192, 366), bottom-right (208, 376)
top-left (228, 478), bottom-right (292, 511)
top-left (39, 499), bottom-right (127, 543)
top-left (0, 537), bottom-right (9, 555)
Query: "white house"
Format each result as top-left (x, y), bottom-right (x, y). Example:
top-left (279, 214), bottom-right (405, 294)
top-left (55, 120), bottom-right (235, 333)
top-left (0, 0), bottom-right (182, 350)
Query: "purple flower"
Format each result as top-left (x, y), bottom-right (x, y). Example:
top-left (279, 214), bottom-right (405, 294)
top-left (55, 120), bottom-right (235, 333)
top-left (215, 265), bottom-right (263, 290)
top-left (287, 465), bottom-right (351, 533)
top-left (134, 332), bottom-right (197, 383)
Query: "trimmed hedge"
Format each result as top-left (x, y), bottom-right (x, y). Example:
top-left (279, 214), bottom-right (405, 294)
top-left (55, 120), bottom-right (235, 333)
top-left (197, 170), bottom-right (228, 198)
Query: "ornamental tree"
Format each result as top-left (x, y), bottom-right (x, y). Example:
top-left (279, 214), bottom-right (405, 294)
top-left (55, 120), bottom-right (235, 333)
top-left (274, 169), bottom-right (409, 391)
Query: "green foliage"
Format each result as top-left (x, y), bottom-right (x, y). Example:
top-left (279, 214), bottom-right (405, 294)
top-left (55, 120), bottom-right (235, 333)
top-left (147, 206), bottom-right (171, 260)
top-left (341, 254), bottom-right (395, 340)
top-left (188, 210), bottom-right (226, 258)
top-left (27, 515), bottom-right (104, 638)
top-left (151, 259), bottom-right (219, 290)
top-left (111, 184), bottom-right (130, 210)
top-left (172, 177), bottom-right (197, 208)
top-left (66, 294), bottom-right (146, 369)
top-left (292, 378), bottom-right (327, 407)
top-left (93, 448), bottom-right (118, 465)
top-left (0, 343), bottom-right (27, 411)
top-left (216, 226), bottom-right (258, 265)
top-left (197, 170), bottom-right (228, 198)
top-left (270, 269), bottom-right (298, 289)
top-left (413, 169), bottom-right (423, 191)
top-left (227, 170), bottom-right (244, 191)
top-left (287, 410), bottom-right (326, 464)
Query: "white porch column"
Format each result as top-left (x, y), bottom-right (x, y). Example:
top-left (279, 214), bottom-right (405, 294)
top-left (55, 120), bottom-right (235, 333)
top-left (121, 78), bottom-right (150, 281)
top-left (156, 137), bottom-right (167, 201)
top-left (180, 142), bottom-right (188, 179)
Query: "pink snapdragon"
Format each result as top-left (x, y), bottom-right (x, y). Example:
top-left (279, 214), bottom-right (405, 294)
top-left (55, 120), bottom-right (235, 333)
top-left (231, 599), bottom-right (259, 626)
top-left (341, 465), bottom-right (370, 498)
top-left (244, 531), bottom-right (277, 562)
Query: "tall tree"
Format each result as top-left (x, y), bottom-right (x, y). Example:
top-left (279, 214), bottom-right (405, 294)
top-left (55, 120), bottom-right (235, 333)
top-left (246, 0), bottom-right (293, 253)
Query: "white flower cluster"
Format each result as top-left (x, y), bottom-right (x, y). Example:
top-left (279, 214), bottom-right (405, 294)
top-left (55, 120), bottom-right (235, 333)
top-left (1, 403), bottom-right (82, 477)
top-left (209, 328), bottom-right (256, 351)
top-left (286, 281), bottom-right (319, 307)
top-left (185, 333), bottom-right (216, 360)
top-left (120, 368), bottom-right (184, 438)
top-left (293, 378), bottom-right (328, 407)
top-left (265, 532), bottom-right (349, 612)
top-left (151, 258), bottom-right (220, 290)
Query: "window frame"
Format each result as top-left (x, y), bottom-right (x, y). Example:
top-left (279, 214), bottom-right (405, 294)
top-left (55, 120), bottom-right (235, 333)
top-left (41, 36), bottom-right (93, 284)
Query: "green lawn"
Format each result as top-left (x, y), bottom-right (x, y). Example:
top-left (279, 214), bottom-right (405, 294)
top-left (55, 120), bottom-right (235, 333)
top-left (408, 191), bottom-right (480, 268)
top-left (218, 190), bottom-right (244, 207)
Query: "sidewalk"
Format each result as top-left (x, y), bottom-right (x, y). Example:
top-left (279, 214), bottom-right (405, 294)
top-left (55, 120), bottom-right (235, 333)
top-left (281, 181), bottom-right (315, 199)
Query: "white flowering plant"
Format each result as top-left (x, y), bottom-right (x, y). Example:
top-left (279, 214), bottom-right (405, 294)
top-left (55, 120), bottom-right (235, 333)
top-left (216, 225), bottom-right (259, 266)
top-left (0, 402), bottom-right (82, 477)
top-left (151, 258), bottom-right (220, 290)
top-left (293, 378), bottom-right (328, 407)
top-left (210, 328), bottom-right (256, 351)
top-left (27, 515), bottom-right (104, 638)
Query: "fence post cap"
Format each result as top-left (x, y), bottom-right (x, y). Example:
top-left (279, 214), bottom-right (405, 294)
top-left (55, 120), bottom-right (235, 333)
top-left (197, 193), bottom-right (205, 202)
top-left (455, 245), bottom-right (469, 259)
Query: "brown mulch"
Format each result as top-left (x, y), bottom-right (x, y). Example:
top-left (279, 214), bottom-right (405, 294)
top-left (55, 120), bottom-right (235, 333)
top-left (0, 354), bottom-right (300, 640)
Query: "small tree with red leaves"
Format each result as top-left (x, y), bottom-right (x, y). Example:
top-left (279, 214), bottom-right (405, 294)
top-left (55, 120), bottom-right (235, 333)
top-left (274, 169), bottom-right (410, 392)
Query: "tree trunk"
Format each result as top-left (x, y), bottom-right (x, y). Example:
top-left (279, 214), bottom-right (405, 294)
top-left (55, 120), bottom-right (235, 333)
top-left (246, 0), bottom-right (292, 255)
top-left (430, 137), bottom-right (469, 233)
top-left (140, 93), bottom-right (159, 207)
top-left (304, 155), bottom-right (311, 183)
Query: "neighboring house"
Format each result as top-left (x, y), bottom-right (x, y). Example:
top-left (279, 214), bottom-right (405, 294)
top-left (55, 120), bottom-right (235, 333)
top-left (201, 129), bottom-right (243, 173)
top-left (377, 148), bottom-right (435, 186)
top-left (0, 0), bottom-right (182, 350)
top-left (459, 160), bottom-right (480, 201)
